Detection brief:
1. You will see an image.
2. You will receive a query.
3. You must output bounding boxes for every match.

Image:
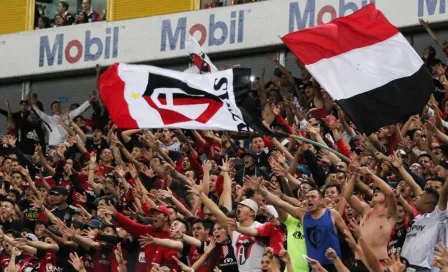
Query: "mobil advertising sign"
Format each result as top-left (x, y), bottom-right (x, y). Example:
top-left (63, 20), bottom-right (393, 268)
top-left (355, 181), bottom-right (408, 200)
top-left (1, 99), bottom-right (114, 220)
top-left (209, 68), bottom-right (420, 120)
top-left (39, 27), bottom-right (119, 67)
top-left (160, 10), bottom-right (245, 52)
top-left (0, 0), bottom-right (447, 79)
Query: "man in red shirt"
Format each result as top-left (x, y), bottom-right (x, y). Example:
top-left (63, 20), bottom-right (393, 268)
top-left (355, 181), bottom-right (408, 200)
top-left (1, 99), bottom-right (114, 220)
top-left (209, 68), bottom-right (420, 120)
top-left (99, 203), bottom-right (176, 272)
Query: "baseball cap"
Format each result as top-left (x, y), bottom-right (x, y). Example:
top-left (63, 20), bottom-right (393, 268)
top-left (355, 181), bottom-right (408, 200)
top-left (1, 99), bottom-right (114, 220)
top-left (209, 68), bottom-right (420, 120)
top-left (439, 158), bottom-right (448, 169)
top-left (86, 219), bottom-right (104, 229)
top-left (150, 206), bottom-right (171, 217)
top-left (266, 205), bottom-right (278, 219)
top-left (239, 199), bottom-right (258, 215)
top-left (49, 186), bottom-right (69, 196)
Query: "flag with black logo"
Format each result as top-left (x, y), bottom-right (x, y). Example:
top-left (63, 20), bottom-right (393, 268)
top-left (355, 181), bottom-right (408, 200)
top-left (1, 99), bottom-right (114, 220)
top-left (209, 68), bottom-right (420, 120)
top-left (282, 4), bottom-right (433, 134)
top-left (100, 63), bottom-right (274, 135)
top-left (184, 34), bottom-right (218, 74)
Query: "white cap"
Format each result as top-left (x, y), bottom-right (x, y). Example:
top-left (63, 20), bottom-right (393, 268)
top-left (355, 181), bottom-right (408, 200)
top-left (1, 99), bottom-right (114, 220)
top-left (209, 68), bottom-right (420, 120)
top-left (266, 205), bottom-right (279, 219)
top-left (239, 199), bottom-right (259, 215)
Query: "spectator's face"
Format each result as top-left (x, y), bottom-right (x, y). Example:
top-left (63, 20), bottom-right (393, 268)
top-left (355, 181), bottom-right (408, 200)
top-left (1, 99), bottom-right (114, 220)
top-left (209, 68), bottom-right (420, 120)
top-left (299, 183), bottom-right (311, 197)
top-left (19, 102), bottom-right (27, 112)
top-left (12, 173), bottom-right (22, 185)
top-left (423, 47), bottom-right (430, 58)
top-left (410, 163), bottom-right (423, 175)
top-left (269, 176), bottom-right (280, 190)
top-left (2, 159), bottom-right (11, 172)
top-left (212, 224), bottom-right (227, 243)
top-left (168, 207), bottom-right (177, 222)
top-left (426, 180), bottom-right (443, 193)
top-left (6, 120), bottom-right (14, 131)
top-left (7, 192), bottom-right (17, 202)
top-left (202, 207), bottom-right (216, 222)
top-left (102, 226), bottom-right (116, 236)
top-left (170, 221), bottom-right (186, 238)
top-left (324, 187), bottom-right (339, 202)
top-left (209, 174), bottom-right (218, 193)
top-left (243, 155), bottom-right (255, 169)
top-left (432, 148), bottom-right (444, 162)
top-left (237, 204), bottom-right (253, 221)
top-left (1, 201), bottom-right (15, 218)
top-left (268, 91), bottom-right (279, 104)
top-left (152, 211), bottom-right (168, 229)
top-left (39, 187), bottom-right (48, 200)
top-left (251, 137), bottom-right (265, 153)
top-left (261, 255), bottom-right (271, 272)
top-left (418, 157), bottom-right (432, 174)
top-left (413, 130), bottom-right (423, 143)
top-left (210, 160), bottom-right (218, 171)
top-left (436, 165), bottom-right (448, 178)
top-left (57, 3), bottom-right (65, 13)
top-left (345, 203), bottom-right (356, 220)
top-left (396, 205), bottom-right (406, 224)
top-left (49, 192), bottom-right (66, 205)
top-left (38, 17), bottom-right (45, 29)
top-left (51, 102), bottom-right (62, 115)
top-left (82, 0), bottom-right (91, 10)
top-left (77, 12), bottom-right (86, 23)
top-left (192, 222), bottom-right (207, 241)
top-left (131, 147), bottom-right (142, 159)
top-left (306, 190), bottom-right (323, 212)
top-left (35, 224), bottom-right (46, 237)
top-left (100, 149), bottom-right (113, 163)
top-left (11, 161), bottom-right (19, 172)
top-left (397, 181), bottom-right (412, 198)
top-left (372, 189), bottom-right (386, 204)
top-left (336, 162), bottom-right (347, 172)
top-left (75, 117), bottom-right (86, 127)
top-left (304, 86), bottom-right (314, 98)
top-left (93, 129), bottom-right (103, 140)
top-left (181, 157), bottom-right (191, 170)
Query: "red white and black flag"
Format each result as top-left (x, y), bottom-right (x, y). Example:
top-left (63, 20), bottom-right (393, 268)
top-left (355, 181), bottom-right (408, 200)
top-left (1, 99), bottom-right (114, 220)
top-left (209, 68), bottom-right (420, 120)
top-left (184, 34), bottom-right (218, 74)
top-left (100, 63), bottom-right (273, 135)
top-left (282, 4), bottom-right (433, 134)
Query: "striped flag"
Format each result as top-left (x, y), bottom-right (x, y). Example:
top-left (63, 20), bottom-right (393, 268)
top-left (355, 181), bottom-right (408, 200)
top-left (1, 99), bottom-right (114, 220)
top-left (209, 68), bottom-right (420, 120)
top-left (282, 4), bottom-right (433, 134)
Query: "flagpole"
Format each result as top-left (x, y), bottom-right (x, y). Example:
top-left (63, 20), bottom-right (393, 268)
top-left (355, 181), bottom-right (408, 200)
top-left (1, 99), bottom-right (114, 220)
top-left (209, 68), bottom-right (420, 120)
top-left (291, 135), bottom-right (352, 163)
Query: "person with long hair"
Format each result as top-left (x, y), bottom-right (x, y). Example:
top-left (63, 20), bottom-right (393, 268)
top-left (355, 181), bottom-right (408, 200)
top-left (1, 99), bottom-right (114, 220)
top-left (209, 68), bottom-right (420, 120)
top-left (75, 11), bottom-right (89, 24)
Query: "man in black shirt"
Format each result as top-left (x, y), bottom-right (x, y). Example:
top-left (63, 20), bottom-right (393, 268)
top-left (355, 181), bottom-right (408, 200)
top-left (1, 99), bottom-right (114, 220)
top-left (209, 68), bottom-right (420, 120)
top-left (48, 186), bottom-right (79, 222)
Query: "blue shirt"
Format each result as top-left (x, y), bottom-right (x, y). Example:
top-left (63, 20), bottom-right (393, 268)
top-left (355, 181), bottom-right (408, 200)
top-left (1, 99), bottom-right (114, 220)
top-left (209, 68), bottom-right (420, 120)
top-left (303, 209), bottom-right (342, 265)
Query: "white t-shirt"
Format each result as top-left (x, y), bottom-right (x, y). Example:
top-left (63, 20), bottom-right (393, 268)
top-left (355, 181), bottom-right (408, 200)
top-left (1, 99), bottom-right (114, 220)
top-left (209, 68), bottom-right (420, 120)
top-left (401, 206), bottom-right (447, 269)
top-left (232, 221), bottom-right (265, 272)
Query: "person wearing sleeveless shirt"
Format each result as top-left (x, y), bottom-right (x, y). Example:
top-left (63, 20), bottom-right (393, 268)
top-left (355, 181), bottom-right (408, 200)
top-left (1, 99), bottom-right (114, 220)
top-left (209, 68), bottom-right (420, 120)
top-left (250, 178), bottom-right (353, 272)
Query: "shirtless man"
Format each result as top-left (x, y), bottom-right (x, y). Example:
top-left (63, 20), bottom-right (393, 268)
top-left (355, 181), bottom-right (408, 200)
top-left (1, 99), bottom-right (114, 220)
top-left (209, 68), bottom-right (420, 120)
top-left (343, 165), bottom-right (398, 272)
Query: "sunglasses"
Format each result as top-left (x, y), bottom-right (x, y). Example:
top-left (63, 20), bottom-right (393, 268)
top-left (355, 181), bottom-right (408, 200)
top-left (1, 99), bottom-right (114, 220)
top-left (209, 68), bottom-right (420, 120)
top-left (311, 123), bottom-right (320, 127)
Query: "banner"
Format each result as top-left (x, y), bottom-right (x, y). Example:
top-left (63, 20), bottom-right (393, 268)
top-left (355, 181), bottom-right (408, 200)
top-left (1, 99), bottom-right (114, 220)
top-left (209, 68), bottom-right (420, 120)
top-left (0, 0), bottom-right (446, 79)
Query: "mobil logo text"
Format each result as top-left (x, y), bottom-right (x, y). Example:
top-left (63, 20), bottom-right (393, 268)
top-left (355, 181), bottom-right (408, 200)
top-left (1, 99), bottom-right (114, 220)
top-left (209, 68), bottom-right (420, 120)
top-left (418, 0), bottom-right (447, 16)
top-left (289, 0), bottom-right (375, 32)
top-left (39, 27), bottom-right (119, 67)
top-left (160, 10), bottom-right (244, 52)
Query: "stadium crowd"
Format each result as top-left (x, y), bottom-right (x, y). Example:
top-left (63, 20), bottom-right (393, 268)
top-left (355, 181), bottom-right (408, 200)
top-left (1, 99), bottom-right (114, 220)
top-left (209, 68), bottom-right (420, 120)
top-left (35, 0), bottom-right (103, 30)
top-left (0, 19), bottom-right (448, 272)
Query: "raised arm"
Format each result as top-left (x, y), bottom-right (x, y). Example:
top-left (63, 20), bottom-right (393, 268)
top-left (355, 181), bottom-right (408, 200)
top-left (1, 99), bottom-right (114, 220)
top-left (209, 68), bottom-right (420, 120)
top-left (390, 154), bottom-right (422, 196)
top-left (361, 167), bottom-right (398, 218)
top-left (219, 158), bottom-right (233, 211)
top-left (138, 234), bottom-right (183, 252)
top-left (438, 175), bottom-right (448, 211)
top-left (245, 176), bottom-right (306, 221)
top-left (343, 167), bottom-right (369, 216)
top-left (188, 182), bottom-right (229, 226)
